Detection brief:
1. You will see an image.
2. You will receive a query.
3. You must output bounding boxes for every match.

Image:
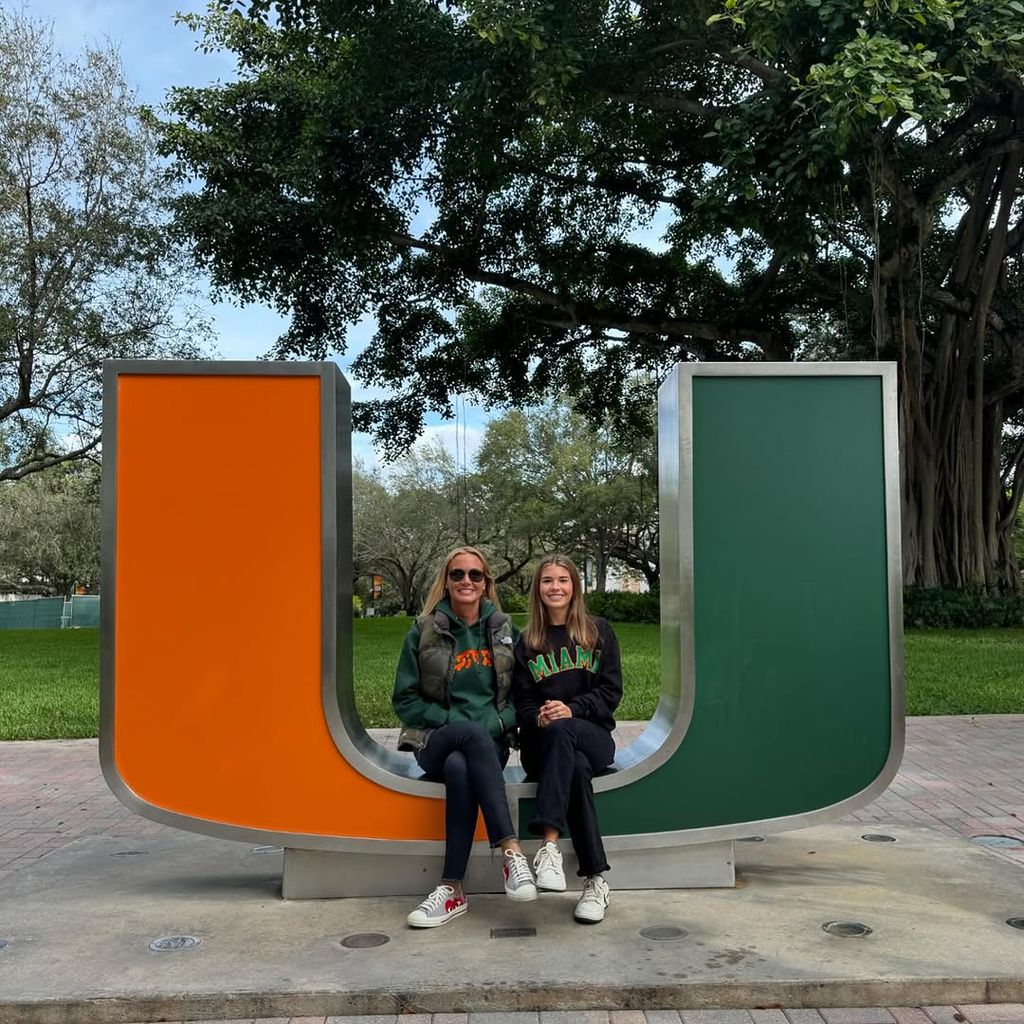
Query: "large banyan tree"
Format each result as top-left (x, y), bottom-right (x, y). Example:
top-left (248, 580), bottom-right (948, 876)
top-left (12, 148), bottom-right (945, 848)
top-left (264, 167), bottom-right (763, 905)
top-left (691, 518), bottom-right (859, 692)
top-left (161, 0), bottom-right (1024, 589)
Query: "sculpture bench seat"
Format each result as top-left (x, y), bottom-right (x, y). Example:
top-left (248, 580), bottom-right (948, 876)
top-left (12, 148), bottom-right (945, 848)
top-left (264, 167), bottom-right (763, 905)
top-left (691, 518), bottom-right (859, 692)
top-left (99, 360), bottom-right (903, 898)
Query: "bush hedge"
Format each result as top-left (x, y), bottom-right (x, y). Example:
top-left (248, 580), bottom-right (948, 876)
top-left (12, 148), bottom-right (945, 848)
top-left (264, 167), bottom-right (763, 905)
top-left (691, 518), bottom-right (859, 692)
top-left (902, 587), bottom-right (1024, 629)
top-left (585, 590), bottom-right (660, 622)
top-left (496, 587), bottom-right (529, 613)
top-left (572, 587), bottom-right (1024, 628)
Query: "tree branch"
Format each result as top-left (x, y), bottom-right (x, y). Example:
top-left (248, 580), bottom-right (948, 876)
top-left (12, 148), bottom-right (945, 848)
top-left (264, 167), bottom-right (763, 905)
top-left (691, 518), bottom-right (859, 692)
top-left (924, 136), bottom-right (1024, 207)
top-left (0, 438), bottom-right (101, 482)
top-left (709, 39), bottom-right (789, 88)
top-left (389, 233), bottom-right (777, 352)
top-left (603, 91), bottom-right (732, 119)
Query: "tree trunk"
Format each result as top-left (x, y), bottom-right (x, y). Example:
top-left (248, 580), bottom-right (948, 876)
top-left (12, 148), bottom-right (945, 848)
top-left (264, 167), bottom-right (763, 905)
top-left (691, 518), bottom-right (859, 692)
top-left (875, 112), bottom-right (1024, 594)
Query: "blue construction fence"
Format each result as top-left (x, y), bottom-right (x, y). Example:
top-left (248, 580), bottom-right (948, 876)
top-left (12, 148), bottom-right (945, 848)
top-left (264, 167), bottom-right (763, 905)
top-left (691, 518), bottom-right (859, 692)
top-left (0, 595), bottom-right (100, 629)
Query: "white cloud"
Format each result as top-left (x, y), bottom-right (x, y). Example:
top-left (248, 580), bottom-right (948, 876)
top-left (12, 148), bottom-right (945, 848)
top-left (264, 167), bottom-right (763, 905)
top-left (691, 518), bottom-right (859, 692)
top-left (413, 420), bottom-right (485, 466)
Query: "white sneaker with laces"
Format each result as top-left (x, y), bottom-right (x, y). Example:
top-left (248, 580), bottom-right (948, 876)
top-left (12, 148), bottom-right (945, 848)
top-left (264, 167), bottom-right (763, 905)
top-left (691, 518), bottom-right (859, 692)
top-left (533, 841), bottom-right (566, 891)
top-left (502, 849), bottom-right (538, 901)
top-left (406, 884), bottom-right (468, 928)
top-left (574, 874), bottom-right (610, 923)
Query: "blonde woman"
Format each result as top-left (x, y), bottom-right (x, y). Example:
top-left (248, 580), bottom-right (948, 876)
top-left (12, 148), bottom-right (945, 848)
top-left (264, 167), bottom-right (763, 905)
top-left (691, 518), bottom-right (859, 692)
top-left (512, 554), bottom-right (622, 923)
top-left (392, 546), bottom-right (537, 927)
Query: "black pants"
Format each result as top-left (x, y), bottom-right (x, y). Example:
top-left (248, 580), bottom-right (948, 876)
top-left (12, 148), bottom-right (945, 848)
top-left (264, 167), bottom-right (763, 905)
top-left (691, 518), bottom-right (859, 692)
top-left (520, 718), bottom-right (615, 877)
top-left (415, 721), bottom-right (514, 882)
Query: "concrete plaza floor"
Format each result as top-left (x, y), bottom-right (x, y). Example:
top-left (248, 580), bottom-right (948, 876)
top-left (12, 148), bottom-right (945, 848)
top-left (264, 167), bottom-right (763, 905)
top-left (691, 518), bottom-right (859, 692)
top-left (1, 716), bottom-right (1023, 1024)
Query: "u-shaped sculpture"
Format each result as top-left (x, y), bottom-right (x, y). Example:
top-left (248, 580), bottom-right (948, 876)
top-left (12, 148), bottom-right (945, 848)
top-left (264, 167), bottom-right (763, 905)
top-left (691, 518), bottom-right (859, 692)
top-left (100, 360), bottom-right (903, 895)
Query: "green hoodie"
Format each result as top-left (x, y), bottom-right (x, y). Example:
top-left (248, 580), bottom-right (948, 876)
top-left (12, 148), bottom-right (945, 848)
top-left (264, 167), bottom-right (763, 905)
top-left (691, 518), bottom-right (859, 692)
top-left (392, 598), bottom-right (518, 741)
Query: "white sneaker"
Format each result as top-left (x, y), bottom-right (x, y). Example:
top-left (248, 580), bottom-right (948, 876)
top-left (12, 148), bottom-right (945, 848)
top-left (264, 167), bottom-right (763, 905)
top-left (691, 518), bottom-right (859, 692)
top-left (574, 874), bottom-right (610, 923)
top-left (502, 849), bottom-right (538, 901)
top-left (406, 884), bottom-right (468, 928)
top-left (533, 842), bottom-right (566, 891)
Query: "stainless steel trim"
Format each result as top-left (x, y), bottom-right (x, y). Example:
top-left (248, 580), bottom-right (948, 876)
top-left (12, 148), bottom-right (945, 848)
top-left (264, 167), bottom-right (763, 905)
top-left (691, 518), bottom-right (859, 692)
top-left (99, 359), bottom-right (904, 853)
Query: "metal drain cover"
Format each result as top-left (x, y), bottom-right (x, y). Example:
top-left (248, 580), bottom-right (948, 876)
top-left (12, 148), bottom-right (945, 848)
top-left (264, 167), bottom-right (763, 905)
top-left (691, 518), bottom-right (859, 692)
top-left (149, 935), bottom-right (201, 952)
top-left (640, 925), bottom-right (688, 940)
top-left (823, 921), bottom-right (872, 937)
top-left (490, 927), bottom-right (536, 938)
top-left (251, 845), bottom-right (283, 855)
top-left (1007, 918), bottom-right (1024, 931)
top-left (0, 939), bottom-right (8, 950)
top-left (736, 836), bottom-right (765, 842)
top-left (111, 850), bottom-right (148, 857)
top-left (971, 834), bottom-right (1024, 848)
top-left (340, 932), bottom-right (389, 948)
top-left (861, 834), bottom-right (896, 843)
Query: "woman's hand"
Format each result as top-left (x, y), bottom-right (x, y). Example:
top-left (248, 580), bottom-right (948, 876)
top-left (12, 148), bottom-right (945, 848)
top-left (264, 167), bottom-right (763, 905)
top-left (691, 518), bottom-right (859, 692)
top-left (538, 700), bottom-right (573, 727)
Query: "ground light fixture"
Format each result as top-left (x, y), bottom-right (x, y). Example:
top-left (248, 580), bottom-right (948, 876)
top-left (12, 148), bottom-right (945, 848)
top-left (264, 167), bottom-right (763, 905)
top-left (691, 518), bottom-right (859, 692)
top-left (148, 935), bottom-right (201, 952)
top-left (339, 932), bottom-right (389, 948)
top-left (970, 835), bottom-right (1024, 848)
top-left (822, 921), bottom-right (873, 937)
top-left (640, 926), bottom-right (689, 940)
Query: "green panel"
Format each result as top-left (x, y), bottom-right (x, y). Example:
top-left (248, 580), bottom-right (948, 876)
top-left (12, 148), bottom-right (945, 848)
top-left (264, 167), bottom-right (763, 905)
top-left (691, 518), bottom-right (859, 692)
top-left (69, 596), bottom-right (100, 628)
top-left (519, 373), bottom-right (893, 837)
top-left (0, 598), bottom-right (63, 629)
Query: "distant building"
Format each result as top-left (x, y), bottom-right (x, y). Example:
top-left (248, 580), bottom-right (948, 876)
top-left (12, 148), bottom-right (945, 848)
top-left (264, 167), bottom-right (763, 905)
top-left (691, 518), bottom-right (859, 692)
top-left (603, 563), bottom-right (650, 594)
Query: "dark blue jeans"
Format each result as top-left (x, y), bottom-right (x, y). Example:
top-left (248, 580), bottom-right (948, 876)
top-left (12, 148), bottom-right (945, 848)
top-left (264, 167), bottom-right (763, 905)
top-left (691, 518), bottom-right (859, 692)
top-left (415, 720), bottom-right (514, 882)
top-left (520, 718), bottom-right (615, 877)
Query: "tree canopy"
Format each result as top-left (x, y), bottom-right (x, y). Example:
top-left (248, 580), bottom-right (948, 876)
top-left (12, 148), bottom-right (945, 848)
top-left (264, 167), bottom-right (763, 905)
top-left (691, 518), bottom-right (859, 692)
top-left (0, 11), bottom-right (205, 482)
top-left (0, 461), bottom-right (100, 596)
top-left (162, 0), bottom-right (1024, 589)
top-left (353, 402), bottom-right (656, 612)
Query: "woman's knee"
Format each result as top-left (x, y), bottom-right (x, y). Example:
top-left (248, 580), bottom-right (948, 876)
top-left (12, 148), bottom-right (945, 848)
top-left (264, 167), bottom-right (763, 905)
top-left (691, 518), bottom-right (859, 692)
top-left (463, 720), bottom-right (492, 739)
top-left (460, 721), bottom-right (500, 759)
top-left (443, 750), bottom-right (470, 787)
top-left (541, 718), bottom-right (577, 749)
top-left (572, 750), bottom-right (594, 782)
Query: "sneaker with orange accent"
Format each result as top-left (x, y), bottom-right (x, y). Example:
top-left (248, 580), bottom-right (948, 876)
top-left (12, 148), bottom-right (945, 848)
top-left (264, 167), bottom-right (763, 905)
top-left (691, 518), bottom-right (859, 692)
top-left (406, 884), bottom-right (468, 928)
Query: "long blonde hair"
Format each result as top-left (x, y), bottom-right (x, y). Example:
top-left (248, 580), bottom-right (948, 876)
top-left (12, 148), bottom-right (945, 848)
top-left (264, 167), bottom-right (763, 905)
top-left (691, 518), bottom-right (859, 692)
top-left (523, 554), bottom-right (598, 651)
top-left (421, 546), bottom-right (502, 616)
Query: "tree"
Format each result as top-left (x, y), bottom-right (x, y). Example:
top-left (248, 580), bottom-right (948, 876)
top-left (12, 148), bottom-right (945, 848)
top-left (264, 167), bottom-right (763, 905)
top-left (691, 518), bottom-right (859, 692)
top-left (0, 10), bottom-right (205, 483)
top-left (0, 461), bottom-right (100, 596)
top-left (475, 402), bottom-right (659, 589)
top-left (352, 404), bottom-right (658, 608)
top-left (162, 0), bottom-right (1024, 589)
top-left (353, 449), bottom-right (459, 614)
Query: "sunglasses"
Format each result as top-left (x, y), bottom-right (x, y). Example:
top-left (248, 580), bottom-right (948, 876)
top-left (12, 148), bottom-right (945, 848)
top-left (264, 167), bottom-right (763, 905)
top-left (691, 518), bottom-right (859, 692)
top-left (448, 568), bottom-right (485, 583)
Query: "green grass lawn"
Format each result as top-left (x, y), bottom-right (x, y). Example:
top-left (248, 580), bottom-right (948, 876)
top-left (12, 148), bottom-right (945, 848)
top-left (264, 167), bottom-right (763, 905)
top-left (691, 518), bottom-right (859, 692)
top-left (1, 623), bottom-right (1022, 739)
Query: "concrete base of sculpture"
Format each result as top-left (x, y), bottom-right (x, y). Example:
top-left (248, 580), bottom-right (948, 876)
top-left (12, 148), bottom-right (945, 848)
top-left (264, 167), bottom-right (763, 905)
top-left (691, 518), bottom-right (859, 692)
top-left (281, 839), bottom-right (736, 898)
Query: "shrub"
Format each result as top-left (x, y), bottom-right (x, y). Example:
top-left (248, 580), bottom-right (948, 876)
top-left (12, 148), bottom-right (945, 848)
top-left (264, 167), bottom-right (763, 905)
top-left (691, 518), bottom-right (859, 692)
top-left (497, 587), bottom-right (529, 613)
top-left (585, 590), bottom-right (659, 623)
top-left (902, 587), bottom-right (1024, 629)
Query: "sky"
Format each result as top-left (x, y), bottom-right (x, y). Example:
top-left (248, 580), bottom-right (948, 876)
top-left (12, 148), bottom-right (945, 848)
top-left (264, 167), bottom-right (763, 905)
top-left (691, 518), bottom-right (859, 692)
top-left (22, 0), bottom-right (487, 468)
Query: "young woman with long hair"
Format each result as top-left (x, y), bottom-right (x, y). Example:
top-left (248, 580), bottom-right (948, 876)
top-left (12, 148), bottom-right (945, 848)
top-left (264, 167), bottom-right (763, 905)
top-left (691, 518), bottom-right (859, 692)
top-left (512, 554), bottom-right (622, 923)
top-left (392, 545), bottom-right (537, 927)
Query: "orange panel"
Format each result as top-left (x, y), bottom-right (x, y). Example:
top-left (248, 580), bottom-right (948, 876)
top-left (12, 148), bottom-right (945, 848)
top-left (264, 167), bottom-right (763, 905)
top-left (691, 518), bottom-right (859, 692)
top-left (113, 373), bottom-right (460, 841)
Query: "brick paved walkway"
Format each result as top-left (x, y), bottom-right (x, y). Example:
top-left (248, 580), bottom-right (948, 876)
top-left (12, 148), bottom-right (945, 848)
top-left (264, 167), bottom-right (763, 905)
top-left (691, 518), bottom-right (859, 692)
top-left (2, 715), bottom-right (1022, 1024)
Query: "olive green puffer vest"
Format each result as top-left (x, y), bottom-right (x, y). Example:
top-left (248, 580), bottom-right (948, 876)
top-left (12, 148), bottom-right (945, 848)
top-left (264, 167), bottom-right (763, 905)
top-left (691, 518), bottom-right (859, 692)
top-left (396, 608), bottom-right (515, 752)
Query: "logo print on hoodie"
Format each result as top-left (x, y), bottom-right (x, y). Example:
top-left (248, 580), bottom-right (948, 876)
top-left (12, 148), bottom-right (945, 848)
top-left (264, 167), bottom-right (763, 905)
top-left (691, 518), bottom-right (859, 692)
top-left (527, 645), bottom-right (601, 684)
top-left (453, 648), bottom-right (493, 672)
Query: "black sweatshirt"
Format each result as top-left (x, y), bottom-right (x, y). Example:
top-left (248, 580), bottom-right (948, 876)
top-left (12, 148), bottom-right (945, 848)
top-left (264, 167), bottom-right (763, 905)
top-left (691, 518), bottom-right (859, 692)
top-left (512, 617), bottom-right (622, 734)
